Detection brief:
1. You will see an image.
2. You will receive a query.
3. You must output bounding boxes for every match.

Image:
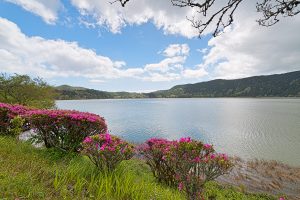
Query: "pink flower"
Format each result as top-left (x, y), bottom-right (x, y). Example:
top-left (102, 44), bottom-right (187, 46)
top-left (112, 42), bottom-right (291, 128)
top-left (100, 143), bottom-right (107, 151)
top-left (83, 137), bottom-right (92, 143)
top-left (221, 153), bottom-right (228, 161)
top-left (178, 182), bottom-right (183, 191)
top-left (279, 197), bottom-right (285, 200)
top-left (179, 137), bottom-right (191, 143)
top-left (210, 154), bottom-right (216, 159)
top-left (204, 144), bottom-right (212, 149)
top-left (105, 133), bottom-right (112, 143)
top-left (194, 156), bottom-right (201, 162)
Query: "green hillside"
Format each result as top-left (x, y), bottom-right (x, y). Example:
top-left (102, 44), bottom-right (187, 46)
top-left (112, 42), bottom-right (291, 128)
top-left (56, 70), bottom-right (300, 100)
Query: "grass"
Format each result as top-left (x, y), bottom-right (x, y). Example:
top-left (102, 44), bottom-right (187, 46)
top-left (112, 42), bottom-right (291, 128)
top-left (0, 136), bottom-right (278, 200)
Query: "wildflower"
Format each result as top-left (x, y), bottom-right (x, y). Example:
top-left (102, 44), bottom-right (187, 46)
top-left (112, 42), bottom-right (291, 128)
top-left (179, 137), bottom-right (191, 143)
top-left (178, 182), bottom-right (183, 191)
top-left (204, 143), bottom-right (212, 149)
top-left (83, 137), bottom-right (92, 143)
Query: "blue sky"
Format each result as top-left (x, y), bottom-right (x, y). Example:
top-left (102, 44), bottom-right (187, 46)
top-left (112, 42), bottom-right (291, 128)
top-left (0, 0), bottom-right (299, 92)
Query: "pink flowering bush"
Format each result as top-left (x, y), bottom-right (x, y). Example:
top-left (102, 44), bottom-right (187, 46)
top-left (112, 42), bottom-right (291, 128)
top-left (26, 109), bottom-right (107, 151)
top-left (0, 103), bottom-right (30, 135)
top-left (81, 133), bottom-right (135, 171)
top-left (138, 138), bottom-right (177, 186)
top-left (139, 137), bottom-right (233, 200)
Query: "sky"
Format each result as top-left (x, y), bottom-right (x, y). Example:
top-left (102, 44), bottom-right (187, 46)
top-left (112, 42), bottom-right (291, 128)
top-left (0, 0), bottom-right (299, 92)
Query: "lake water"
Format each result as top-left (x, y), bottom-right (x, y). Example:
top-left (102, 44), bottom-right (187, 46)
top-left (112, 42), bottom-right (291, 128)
top-left (56, 98), bottom-right (300, 166)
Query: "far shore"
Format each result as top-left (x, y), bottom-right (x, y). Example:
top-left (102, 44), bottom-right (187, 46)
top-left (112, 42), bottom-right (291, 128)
top-left (55, 97), bottom-right (300, 101)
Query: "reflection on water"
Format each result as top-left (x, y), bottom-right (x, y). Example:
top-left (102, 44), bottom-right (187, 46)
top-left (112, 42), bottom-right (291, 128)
top-left (56, 98), bottom-right (300, 166)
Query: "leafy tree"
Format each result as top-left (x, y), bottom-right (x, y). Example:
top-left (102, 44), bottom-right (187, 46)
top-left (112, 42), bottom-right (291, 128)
top-left (0, 74), bottom-right (56, 109)
top-left (113, 0), bottom-right (300, 37)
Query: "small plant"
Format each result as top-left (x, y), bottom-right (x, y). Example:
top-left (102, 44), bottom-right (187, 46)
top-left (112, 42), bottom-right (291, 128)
top-left (139, 137), bottom-right (233, 200)
top-left (81, 133), bottom-right (135, 172)
top-left (26, 109), bottom-right (107, 151)
top-left (8, 116), bottom-right (25, 136)
top-left (138, 138), bottom-right (177, 186)
top-left (0, 103), bottom-right (30, 134)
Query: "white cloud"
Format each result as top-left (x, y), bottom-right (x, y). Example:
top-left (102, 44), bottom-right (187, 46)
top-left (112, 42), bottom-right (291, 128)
top-left (142, 43), bottom-right (208, 81)
top-left (144, 56), bottom-right (185, 73)
top-left (70, 0), bottom-right (199, 38)
top-left (0, 18), bottom-right (208, 83)
top-left (89, 79), bottom-right (106, 83)
top-left (4, 0), bottom-right (62, 24)
top-left (182, 65), bottom-right (208, 79)
top-left (197, 48), bottom-right (208, 54)
top-left (143, 72), bottom-right (181, 82)
top-left (163, 44), bottom-right (189, 57)
top-left (198, 2), bottom-right (300, 79)
top-left (0, 17), bottom-right (143, 79)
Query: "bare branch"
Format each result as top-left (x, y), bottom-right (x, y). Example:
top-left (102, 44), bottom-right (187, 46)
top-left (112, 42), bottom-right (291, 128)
top-left (173, 0), bottom-right (243, 37)
top-left (111, 0), bottom-right (300, 37)
top-left (256, 0), bottom-right (300, 26)
top-left (110, 0), bottom-right (130, 7)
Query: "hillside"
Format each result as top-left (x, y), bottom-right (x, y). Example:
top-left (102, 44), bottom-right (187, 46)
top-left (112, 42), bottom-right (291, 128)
top-left (149, 70), bottom-right (300, 98)
top-left (55, 85), bottom-right (146, 100)
top-left (56, 70), bottom-right (300, 100)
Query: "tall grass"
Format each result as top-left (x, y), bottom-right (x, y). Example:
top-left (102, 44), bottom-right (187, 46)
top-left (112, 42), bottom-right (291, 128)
top-left (0, 136), bottom-right (278, 200)
top-left (0, 136), bottom-right (184, 199)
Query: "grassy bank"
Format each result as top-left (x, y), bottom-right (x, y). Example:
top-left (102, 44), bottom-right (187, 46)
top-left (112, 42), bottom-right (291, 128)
top-left (0, 136), bottom-right (278, 200)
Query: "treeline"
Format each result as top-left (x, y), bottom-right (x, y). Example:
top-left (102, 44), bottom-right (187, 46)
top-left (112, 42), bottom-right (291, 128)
top-left (1, 71), bottom-right (299, 104)
top-left (55, 85), bottom-right (147, 100)
top-left (150, 70), bottom-right (300, 98)
top-left (0, 74), bottom-right (56, 108)
top-left (56, 70), bottom-right (300, 100)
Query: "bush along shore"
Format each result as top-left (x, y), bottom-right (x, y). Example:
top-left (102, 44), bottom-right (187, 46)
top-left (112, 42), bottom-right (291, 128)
top-left (0, 102), bottom-right (296, 200)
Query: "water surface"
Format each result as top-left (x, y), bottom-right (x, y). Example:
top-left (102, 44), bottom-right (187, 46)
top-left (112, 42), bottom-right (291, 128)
top-left (56, 98), bottom-right (300, 166)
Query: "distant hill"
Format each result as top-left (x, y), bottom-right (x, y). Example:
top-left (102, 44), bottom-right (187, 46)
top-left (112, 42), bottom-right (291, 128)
top-left (149, 70), bottom-right (300, 98)
top-left (55, 85), bottom-right (146, 100)
top-left (55, 70), bottom-right (300, 100)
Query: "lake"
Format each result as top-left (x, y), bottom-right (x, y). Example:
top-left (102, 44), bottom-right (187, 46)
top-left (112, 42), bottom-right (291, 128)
top-left (56, 98), bottom-right (300, 166)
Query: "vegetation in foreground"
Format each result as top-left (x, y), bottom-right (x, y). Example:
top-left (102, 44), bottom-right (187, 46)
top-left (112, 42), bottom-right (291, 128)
top-left (0, 136), bottom-right (278, 200)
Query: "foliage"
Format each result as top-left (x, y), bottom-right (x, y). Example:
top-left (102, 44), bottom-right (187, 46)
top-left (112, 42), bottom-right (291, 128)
top-left (0, 102), bottom-right (30, 135)
top-left (168, 138), bottom-right (233, 200)
top-left (56, 71), bottom-right (300, 100)
top-left (81, 133), bottom-right (135, 171)
top-left (56, 84), bottom-right (147, 100)
top-left (0, 136), bottom-right (278, 200)
top-left (138, 138), bottom-right (178, 186)
top-left (0, 73), bottom-right (56, 109)
top-left (26, 109), bottom-right (107, 151)
top-left (139, 137), bottom-right (233, 199)
top-left (7, 116), bottom-right (25, 136)
top-left (149, 70), bottom-right (300, 98)
top-left (0, 136), bottom-right (185, 200)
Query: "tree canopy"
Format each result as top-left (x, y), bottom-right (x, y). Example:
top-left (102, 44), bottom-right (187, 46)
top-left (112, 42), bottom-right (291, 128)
top-left (113, 0), bottom-right (300, 37)
top-left (0, 74), bottom-right (56, 109)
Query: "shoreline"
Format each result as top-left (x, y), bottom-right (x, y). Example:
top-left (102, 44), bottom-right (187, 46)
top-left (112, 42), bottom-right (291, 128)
top-left (217, 157), bottom-right (300, 200)
top-left (19, 131), bottom-right (300, 199)
top-left (55, 97), bottom-right (300, 101)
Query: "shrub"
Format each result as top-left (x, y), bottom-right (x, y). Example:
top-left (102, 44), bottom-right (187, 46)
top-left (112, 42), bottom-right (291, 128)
top-left (81, 133), bottom-right (135, 172)
top-left (26, 109), bottom-right (107, 151)
top-left (138, 138), bottom-right (177, 186)
top-left (7, 116), bottom-right (25, 136)
top-left (0, 103), bottom-right (29, 135)
top-left (139, 137), bottom-right (233, 200)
